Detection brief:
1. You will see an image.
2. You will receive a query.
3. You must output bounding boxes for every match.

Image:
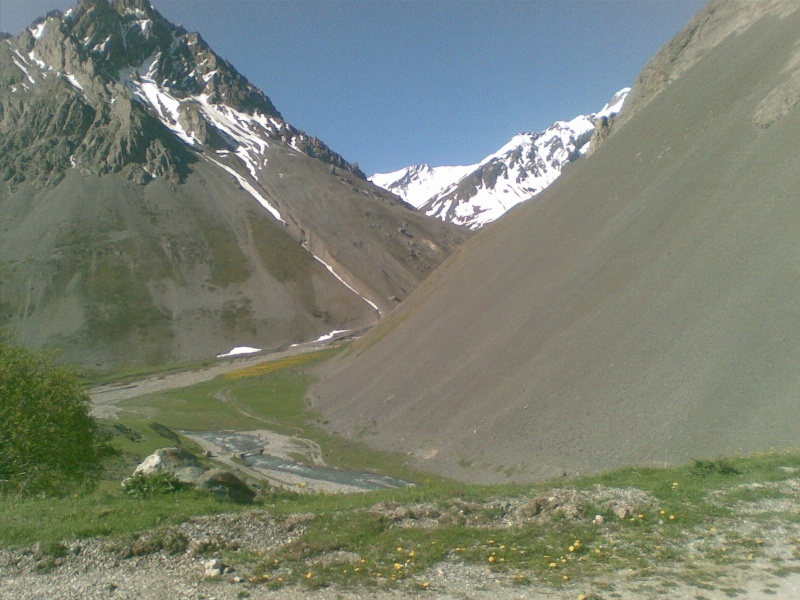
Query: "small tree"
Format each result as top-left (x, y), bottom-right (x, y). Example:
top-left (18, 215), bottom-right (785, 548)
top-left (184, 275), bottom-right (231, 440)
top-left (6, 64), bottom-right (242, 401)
top-left (0, 339), bottom-right (109, 495)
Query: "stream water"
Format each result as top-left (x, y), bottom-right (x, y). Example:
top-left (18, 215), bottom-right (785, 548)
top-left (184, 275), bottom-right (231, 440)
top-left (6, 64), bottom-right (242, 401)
top-left (190, 431), bottom-right (410, 491)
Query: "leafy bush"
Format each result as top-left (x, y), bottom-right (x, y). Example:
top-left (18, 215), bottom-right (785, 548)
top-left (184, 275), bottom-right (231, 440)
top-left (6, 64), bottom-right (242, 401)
top-left (149, 421), bottom-right (181, 444)
top-left (0, 339), bottom-right (110, 495)
top-left (690, 459), bottom-right (742, 477)
top-left (121, 471), bottom-right (186, 497)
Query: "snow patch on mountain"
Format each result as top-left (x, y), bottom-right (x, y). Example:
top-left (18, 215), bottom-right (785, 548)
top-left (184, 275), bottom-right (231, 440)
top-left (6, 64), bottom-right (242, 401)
top-left (205, 154), bottom-right (284, 223)
top-left (194, 94), bottom-right (274, 177)
top-left (10, 52), bottom-right (36, 85)
top-left (216, 346), bottom-right (261, 358)
top-left (370, 164), bottom-right (476, 209)
top-left (120, 52), bottom-right (201, 146)
top-left (597, 88), bottom-right (629, 119)
top-left (64, 72), bottom-right (84, 91)
top-left (30, 21), bottom-right (48, 40)
top-left (371, 88), bottom-right (630, 229)
top-left (309, 254), bottom-right (381, 315)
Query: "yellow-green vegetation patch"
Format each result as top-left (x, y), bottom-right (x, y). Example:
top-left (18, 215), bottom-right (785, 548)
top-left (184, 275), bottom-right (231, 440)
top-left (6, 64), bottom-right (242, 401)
top-left (114, 346), bottom-right (436, 482)
top-left (223, 347), bottom-right (339, 379)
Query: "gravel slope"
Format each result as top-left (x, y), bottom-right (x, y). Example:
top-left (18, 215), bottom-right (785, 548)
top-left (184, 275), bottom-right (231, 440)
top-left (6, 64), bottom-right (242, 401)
top-left (311, 0), bottom-right (800, 484)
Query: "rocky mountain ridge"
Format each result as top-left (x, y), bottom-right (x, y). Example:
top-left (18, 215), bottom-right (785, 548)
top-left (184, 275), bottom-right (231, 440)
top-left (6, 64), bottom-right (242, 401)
top-left (0, 0), bottom-right (468, 366)
top-left (1, 0), bottom-right (363, 189)
top-left (370, 89), bottom-right (628, 229)
top-left (593, 0), bottom-right (798, 146)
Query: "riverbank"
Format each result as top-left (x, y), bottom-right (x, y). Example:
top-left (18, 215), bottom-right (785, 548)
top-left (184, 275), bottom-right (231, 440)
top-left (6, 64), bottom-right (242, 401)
top-left (185, 429), bottom-right (409, 494)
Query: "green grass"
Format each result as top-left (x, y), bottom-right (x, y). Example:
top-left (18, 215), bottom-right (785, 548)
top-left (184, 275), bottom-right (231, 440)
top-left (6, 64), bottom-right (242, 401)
top-left (0, 419), bottom-right (245, 548)
top-left (114, 347), bottom-right (439, 483)
top-left (4, 345), bottom-right (800, 595)
top-left (114, 350), bottom-right (336, 432)
top-left (0, 347), bottom-right (443, 550)
top-left (231, 449), bottom-right (800, 591)
top-left (240, 450), bottom-right (797, 590)
top-left (3, 437), bottom-right (799, 592)
top-left (0, 488), bottom-right (242, 549)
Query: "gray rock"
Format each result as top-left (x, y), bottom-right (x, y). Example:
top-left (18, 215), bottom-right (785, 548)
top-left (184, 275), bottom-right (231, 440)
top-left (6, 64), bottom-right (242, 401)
top-left (367, 501), bottom-right (412, 523)
top-left (197, 469), bottom-right (255, 504)
top-left (130, 449), bottom-right (255, 503)
top-left (133, 448), bottom-right (206, 485)
top-left (203, 557), bottom-right (224, 578)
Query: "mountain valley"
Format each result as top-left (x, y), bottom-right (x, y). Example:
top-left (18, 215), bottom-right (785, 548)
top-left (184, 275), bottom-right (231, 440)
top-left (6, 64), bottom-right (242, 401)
top-left (4, 1), bottom-right (800, 598)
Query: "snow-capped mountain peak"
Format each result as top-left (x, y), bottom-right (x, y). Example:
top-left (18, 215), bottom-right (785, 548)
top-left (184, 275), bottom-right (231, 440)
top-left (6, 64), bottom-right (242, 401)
top-left (597, 87), bottom-right (630, 119)
top-left (371, 88), bottom-right (630, 229)
top-left (4, 0), bottom-right (363, 191)
top-left (370, 163), bottom-right (477, 209)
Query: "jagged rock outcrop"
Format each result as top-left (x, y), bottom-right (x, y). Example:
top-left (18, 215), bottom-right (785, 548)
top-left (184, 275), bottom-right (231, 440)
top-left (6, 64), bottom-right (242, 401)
top-left (593, 0), bottom-right (799, 146)
top-left (0, 0), bottom-right (363, 189)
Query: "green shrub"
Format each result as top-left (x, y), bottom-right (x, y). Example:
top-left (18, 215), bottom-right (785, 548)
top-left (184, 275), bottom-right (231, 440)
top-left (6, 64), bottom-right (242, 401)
top-left (148, 422), bottom-right (181, 444)
top-left (0, 339), bottom-right (111, 495)
top-left (690, 459), bottom-right (742, 477)
top-left (121, 471), bottom-right (186, 497)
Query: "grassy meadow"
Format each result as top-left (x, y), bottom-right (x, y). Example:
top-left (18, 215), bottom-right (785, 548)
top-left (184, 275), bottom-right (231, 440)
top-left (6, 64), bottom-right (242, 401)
top-left (2, 345), bottom-right (800, 594)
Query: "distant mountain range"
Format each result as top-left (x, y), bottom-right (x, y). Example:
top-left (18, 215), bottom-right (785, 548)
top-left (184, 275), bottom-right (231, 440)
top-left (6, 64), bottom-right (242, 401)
top-left (370, 89), bottom-right (628, 229)
top-left (0, 0), bottom-right (468, 366)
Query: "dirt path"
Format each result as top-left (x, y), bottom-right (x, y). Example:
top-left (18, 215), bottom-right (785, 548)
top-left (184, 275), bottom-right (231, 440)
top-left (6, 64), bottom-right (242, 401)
top-left (89, 338), bottom-right (344, 418)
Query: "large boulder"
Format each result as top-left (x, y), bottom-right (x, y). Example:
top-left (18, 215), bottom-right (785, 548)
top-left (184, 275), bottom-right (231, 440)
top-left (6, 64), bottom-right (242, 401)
top-left (130, 448), bottom-right (255, 503)
top-left (197, 469), bottom-right (256, 504)
top-left (133, 447), bottom-right (206, 484)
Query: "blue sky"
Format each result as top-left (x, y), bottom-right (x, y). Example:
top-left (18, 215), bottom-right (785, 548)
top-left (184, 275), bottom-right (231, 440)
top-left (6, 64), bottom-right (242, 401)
top-left (4, 0), bottom-right (706, 175)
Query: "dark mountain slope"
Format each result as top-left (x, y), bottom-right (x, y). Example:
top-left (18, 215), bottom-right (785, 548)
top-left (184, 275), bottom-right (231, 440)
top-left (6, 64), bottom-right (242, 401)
top-left (0, 0), bottom-right (467, 366)
top-left (312, 1), bottom-right (800, 483)
top-left (1, 163), bottom-right (373, 366)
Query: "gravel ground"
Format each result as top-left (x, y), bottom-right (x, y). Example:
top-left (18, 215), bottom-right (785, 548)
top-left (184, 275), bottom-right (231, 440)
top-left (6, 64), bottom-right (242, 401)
top-left (3, 538), bottom-right (799, 600)
top-left (4, 487), bottom-right (800, 600)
